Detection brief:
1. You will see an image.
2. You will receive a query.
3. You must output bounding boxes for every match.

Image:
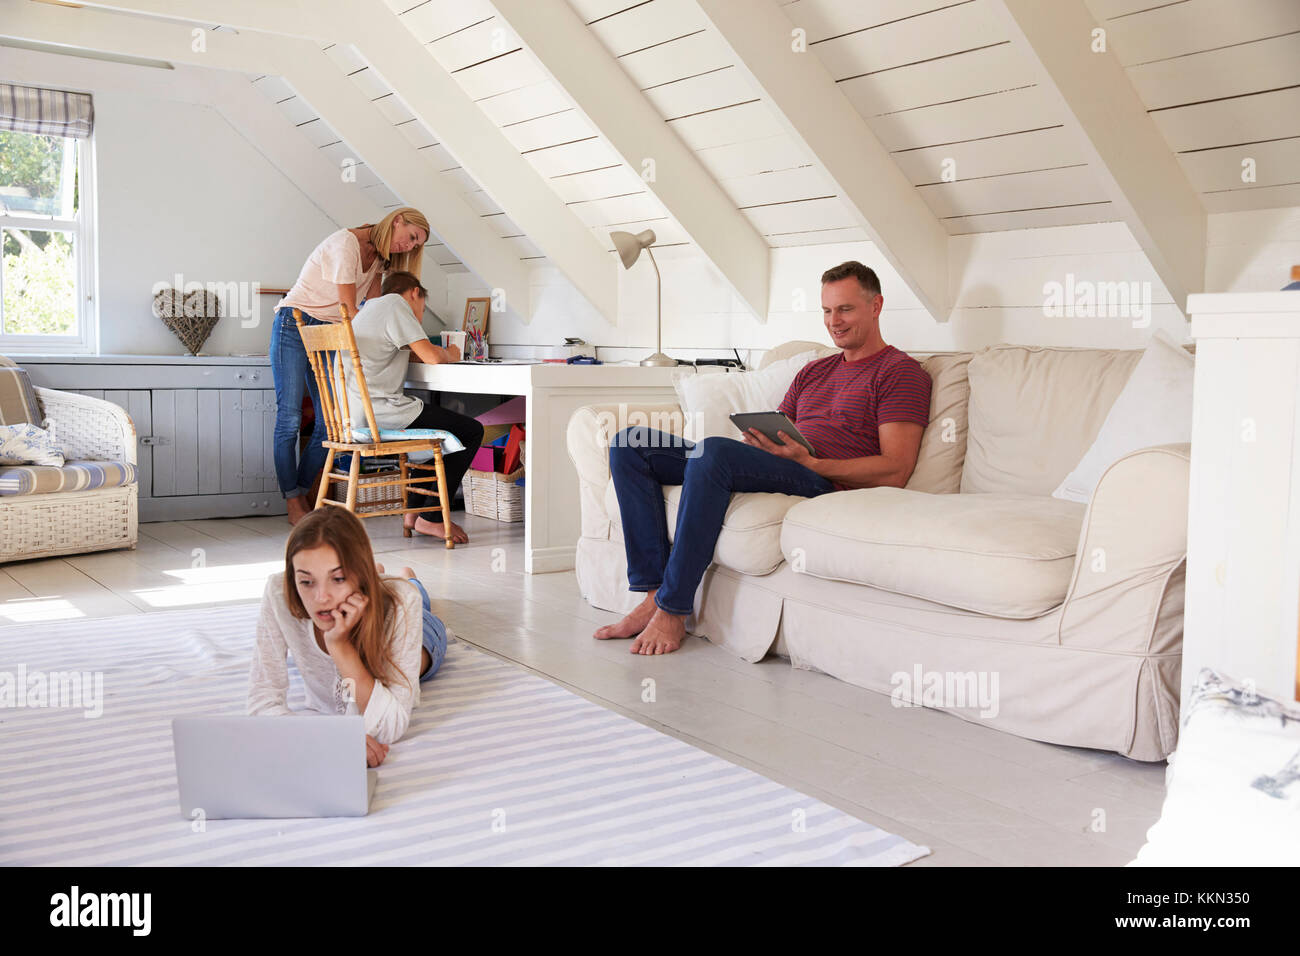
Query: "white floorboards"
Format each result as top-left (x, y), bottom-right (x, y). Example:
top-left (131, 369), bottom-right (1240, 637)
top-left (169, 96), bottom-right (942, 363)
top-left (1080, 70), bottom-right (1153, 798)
top-left (1, 515), bottom-right (1168, 866)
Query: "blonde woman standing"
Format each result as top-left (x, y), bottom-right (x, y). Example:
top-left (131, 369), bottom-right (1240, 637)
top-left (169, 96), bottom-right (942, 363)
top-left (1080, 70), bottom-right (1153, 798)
top-left (272, 208), bottom-right (430, 524)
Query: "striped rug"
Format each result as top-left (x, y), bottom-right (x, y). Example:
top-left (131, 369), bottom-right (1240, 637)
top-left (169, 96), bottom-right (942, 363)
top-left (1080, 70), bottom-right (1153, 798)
top-left (0, 602), bottom-right (929, 866)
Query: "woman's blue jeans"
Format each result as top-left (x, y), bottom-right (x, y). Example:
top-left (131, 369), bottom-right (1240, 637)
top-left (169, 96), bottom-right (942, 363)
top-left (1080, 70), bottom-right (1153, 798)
top-left (270, 306), bottom-right (328, 499)
top-left (608, 427), bottom-right (834, 615)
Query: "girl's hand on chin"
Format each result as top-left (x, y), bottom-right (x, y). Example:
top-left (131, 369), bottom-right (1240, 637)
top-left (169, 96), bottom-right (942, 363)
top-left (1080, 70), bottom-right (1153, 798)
top-left (322, 591), bottom-right (368, 646)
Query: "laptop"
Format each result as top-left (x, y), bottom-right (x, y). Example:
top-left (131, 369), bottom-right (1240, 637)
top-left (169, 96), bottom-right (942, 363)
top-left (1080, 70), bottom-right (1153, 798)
top-left (172, 716), bottom-right (379, 819)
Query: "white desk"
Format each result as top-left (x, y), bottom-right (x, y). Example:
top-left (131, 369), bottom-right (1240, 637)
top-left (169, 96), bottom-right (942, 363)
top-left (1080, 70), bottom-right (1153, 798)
top-left (404, 361), bottom-right (680, 573)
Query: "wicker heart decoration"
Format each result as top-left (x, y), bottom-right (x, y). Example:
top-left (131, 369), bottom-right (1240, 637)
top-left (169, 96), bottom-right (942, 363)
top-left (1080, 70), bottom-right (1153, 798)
top-left (153, 287), bottom-right (221, 356)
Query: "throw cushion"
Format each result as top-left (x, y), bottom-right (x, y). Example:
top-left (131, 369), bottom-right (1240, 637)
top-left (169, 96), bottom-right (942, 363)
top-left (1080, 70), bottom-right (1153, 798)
top-left (1130, 669), bottom-right (1300, 866)
top-left (672, 350), bottom-right (821, 443)
top-left (0, 422), bottom-right (64, 467)
top-left (1053, 329), bottom-right (1193, 503)
top-left (0, 365), bottom-right (42, 426)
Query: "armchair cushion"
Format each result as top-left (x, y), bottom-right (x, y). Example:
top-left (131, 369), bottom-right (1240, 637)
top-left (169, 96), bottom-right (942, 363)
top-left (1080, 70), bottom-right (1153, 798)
top-left (0, 422), bottom-right (64, 466)
top-left (0, 365), bottom-right (43, 426)
top-left (0, 460), bottom-right (137, 497)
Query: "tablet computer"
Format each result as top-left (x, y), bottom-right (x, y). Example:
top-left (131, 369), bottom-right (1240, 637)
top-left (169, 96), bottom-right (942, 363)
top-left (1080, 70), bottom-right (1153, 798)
top-left (729, 411), bottom-right (815, 455)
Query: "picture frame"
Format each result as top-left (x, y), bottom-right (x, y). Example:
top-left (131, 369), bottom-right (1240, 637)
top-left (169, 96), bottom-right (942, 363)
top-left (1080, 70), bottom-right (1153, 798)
top-left (463, 297), bottom-right (490, 337)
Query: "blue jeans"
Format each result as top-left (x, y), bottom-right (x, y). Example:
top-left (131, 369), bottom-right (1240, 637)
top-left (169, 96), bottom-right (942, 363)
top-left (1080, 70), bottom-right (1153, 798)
top-left (407, 578), bottom-right (447, 683)
top-left (609, 427), bottom-right (835, 615)
top-left (270, 306), bottom-right (329, 499)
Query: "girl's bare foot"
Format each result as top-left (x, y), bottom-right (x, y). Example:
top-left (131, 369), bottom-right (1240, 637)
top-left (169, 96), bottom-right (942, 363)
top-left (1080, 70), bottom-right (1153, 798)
top-left (594, 591), bottom-right (658, 640)
top-left (286, 495), bottom-right (312, 525)
top-left (374, 562), bottom-right (416, 578)
top-left (404, 513), bottom-right (469, 544)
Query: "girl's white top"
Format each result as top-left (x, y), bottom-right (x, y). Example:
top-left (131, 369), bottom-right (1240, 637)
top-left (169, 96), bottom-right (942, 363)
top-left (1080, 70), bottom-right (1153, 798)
top-left (247, 573), bottom-right (424, 744)
top-left (277, 228), bottom-right (384, 321)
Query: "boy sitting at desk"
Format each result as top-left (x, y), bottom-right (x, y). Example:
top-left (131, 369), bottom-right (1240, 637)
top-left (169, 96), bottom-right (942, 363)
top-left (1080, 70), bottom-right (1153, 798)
top-left (344, 271), bottom-right (484, 545)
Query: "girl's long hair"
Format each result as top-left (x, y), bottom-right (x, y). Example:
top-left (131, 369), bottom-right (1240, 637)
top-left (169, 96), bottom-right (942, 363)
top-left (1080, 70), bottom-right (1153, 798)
top-left (369, 207), bottom-right (429, 280)
top-left (283, 507), bottom-right (410, 692)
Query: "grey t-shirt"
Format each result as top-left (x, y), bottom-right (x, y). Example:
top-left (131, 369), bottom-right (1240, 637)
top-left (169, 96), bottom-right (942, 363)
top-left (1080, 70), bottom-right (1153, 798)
top-left (344, 293), bottom-right (427, 431)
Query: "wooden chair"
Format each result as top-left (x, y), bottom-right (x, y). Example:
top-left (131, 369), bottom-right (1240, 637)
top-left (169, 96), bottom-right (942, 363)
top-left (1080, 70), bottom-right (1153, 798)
top-left (294, 307), bottom-right (456, 549)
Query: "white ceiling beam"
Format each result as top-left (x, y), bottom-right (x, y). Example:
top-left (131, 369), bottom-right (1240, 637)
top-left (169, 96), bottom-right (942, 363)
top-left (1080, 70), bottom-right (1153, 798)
top-left (57, 0), bottom-right (325, 39)
top-left (320, 0), bottom-right (619, 324)
top-left (692, 0), bottom-right (950, 320)
top-left (0, 0), bottom-right (532, 320)
top-left (490, 0), bottom-right (771, 322)
top-left (991, 0), bottom-right (1206, 315)
top-left (63, 0), bottom-right (623, 324)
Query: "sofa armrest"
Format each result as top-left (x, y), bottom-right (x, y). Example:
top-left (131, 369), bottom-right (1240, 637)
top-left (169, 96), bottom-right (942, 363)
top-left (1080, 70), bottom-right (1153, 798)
top-left (566, 401), bottom-right (686, 538)
top-left (1059, 442), bottom-right (1190, 653)
top-left (35, 387), bottom-right (137, 466)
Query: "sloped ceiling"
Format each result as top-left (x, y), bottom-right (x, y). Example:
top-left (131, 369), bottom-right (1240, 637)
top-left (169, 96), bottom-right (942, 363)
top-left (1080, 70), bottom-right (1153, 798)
top-left (5, 0), bottom-right (1299, 321)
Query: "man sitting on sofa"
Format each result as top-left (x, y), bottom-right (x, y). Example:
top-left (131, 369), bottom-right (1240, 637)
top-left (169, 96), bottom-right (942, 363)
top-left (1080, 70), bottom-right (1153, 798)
top-left (595, 260), bottom-right (933, 655)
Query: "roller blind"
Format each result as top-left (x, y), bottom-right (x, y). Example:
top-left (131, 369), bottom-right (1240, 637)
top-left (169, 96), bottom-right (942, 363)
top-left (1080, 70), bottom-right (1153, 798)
top-left (0, 83), bottom-right (94, 139)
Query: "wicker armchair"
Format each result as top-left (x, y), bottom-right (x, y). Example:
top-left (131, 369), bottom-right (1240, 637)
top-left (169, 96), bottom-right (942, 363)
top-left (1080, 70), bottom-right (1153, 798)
top-left (0, 375), bottom-right (138, 564)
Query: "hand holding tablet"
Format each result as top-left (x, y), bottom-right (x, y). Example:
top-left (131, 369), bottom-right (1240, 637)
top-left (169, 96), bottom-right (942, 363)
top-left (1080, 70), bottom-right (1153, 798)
top-left (729, 411), bottom-right (815, 455)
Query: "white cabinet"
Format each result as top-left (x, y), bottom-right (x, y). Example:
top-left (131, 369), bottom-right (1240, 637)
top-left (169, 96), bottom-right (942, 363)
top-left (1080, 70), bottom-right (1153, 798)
top-left (21, 357), bottom-right (288, 522)
top-left (1184, 292), bottom-right (1300, 709)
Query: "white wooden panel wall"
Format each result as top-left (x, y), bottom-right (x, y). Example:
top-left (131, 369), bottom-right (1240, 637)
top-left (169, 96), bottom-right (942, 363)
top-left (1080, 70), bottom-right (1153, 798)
top-left (781, 0), bottom-right (1118, 234)
top-left (1084, 0), bottom-right (1300, 214)
top-left (571, 0), bottom-right (865, 247)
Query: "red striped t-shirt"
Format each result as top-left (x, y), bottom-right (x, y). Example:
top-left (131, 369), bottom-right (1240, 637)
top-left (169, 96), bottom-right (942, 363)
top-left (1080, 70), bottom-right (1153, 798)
top-left (778, 346), bottom-right (932, 490)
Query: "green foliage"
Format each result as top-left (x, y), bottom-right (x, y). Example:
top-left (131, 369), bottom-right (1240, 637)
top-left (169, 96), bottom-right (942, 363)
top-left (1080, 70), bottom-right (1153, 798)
top-left (0, 130), bottom-right (76, 228)
top-left (2, 231), bottom-right (75, 336)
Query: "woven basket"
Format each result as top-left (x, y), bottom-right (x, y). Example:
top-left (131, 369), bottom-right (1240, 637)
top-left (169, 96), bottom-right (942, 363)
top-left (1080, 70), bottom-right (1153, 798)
top-left (327, 467), bottom-right (405, 514)
top-left (461, 467), bottom-right (524, 522)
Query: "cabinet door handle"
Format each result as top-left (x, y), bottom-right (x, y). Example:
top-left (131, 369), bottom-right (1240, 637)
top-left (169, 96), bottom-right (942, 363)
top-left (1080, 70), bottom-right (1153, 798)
top-left (140, 436), bottom-right (171, 446)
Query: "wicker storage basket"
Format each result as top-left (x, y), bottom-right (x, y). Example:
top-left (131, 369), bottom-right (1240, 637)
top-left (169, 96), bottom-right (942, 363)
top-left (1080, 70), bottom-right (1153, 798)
top-left (461, 467), bottom-right (524, 522)
top-left (327, 467), bottom-right (405, 514)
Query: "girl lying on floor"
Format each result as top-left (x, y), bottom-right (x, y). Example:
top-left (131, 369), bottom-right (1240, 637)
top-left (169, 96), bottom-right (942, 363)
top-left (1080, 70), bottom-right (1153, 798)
top-left (247, 506), bottom-right (451, 767)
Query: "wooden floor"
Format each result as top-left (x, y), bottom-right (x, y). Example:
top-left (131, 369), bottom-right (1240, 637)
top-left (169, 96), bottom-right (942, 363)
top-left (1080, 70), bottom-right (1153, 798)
top-left (1, 514), bottom-right (1168, 866)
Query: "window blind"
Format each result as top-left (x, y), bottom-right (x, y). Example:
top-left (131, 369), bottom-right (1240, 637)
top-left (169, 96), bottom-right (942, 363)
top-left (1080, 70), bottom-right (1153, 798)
top-left (0, 83), bottom-right (93, 139)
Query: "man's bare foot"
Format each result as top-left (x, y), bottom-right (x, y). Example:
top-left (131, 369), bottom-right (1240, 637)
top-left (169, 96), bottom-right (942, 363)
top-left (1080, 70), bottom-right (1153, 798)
top-left (629, 608), bottom-right (687, 655)
top-left (404, 512), bottom-right (469, 544)
top-left (593, 591), bottom-right (657, 641)
top-left (286, 495), bottom-right (312, 525)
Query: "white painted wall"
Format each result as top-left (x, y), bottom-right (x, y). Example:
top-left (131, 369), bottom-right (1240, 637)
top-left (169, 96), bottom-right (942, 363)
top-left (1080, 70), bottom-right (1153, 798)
top-left (0, 48), bottom-right (382, 357)
top-left (449, 206), bottom-right (1299, 362)
top-left (92, 90), bottom-right (337, 355)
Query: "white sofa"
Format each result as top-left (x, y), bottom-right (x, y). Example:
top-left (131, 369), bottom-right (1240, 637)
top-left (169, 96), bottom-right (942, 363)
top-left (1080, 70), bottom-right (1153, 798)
top-left (566, 341), bottom-right (1190, 761)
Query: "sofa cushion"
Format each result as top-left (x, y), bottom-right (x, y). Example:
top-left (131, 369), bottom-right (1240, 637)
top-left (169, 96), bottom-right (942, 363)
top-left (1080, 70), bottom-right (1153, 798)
top-left (962, 345), bottom-right (1142, 496)
top-left (1052, 330), bottom-right (1193, 503)
top-left (781, 487), bottom-right (1087, 618)
top-left (0, 460), bottom-right (137, 497)
top-left (672, 349), bottom-right (821, 442)
top-left (904, 352), bottom-right (972, 495)
top-left (604, 480), bottom-right (803, 576)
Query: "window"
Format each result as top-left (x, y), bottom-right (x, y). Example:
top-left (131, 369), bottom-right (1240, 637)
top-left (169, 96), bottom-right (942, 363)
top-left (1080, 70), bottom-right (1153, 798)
top-left (0, 85), bottom-right (96, 353)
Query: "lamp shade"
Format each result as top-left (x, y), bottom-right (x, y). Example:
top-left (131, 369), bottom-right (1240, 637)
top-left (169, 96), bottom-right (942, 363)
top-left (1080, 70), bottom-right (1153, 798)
top-left (610, 228), bottom-right (657, 269)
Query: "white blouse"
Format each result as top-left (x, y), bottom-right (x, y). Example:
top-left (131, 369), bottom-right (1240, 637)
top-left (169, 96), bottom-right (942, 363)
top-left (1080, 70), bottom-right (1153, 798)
top-left (246, 573), bottom-right (424, 744)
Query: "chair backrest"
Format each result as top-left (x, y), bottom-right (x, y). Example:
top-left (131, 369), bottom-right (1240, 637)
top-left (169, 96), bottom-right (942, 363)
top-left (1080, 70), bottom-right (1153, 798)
top-left (293, 307), bottom-right (381, 445)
